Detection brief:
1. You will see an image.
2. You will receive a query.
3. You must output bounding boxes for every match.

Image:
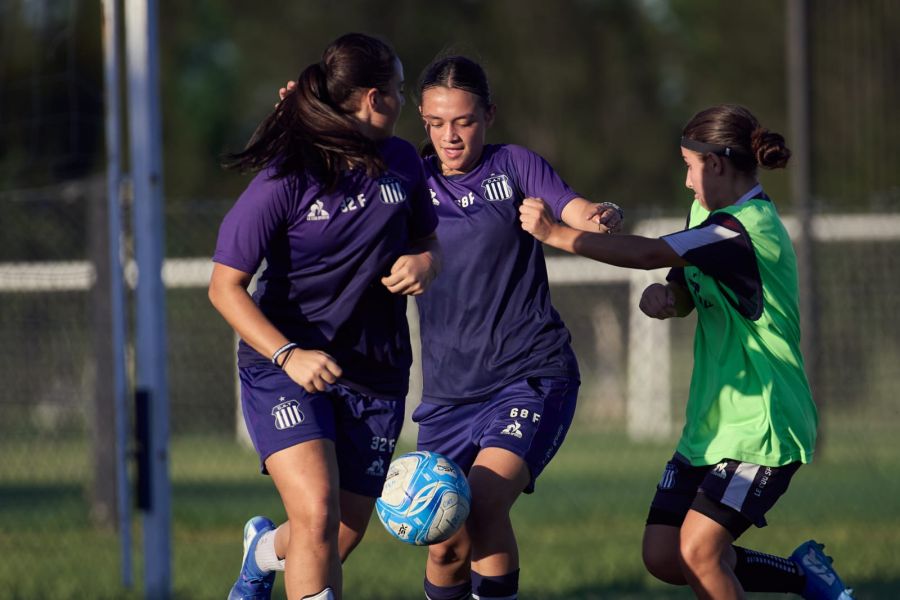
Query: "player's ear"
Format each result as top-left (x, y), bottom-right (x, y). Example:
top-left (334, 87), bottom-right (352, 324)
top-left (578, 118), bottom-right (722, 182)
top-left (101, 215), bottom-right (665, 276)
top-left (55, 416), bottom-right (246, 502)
top-left (706, 153), bottom-right (724, 175)
top-left (364, 87), bottom-right (379, 111)
top-left (484, 103), bottom-right (497, 127)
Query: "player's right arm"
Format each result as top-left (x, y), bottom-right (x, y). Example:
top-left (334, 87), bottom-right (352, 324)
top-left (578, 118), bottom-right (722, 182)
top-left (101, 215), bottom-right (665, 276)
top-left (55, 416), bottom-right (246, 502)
top-left (639, 281), bottom-right (694, 320)
top-left (208, 263), bottom-right (342, 392)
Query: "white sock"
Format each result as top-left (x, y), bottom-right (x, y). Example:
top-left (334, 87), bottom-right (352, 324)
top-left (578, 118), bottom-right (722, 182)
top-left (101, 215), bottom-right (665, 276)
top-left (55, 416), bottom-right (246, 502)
top-left (301, 587), bottom-right (335, 600)
top-left (253, 530), bottom-right (285, 572)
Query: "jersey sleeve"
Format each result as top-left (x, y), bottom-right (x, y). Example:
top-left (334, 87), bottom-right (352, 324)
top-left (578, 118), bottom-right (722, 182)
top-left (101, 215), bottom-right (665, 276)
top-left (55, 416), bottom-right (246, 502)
top-left (661, 212), bottom-right (764, 319)
top-left (665, 210), bottom-right (694, 286)
top-left (212, 170), bottom-right (292, 274)
top-left (508, 145), bottom-right (579, 220)
top-left (406, 152), bottom-right (439, 240)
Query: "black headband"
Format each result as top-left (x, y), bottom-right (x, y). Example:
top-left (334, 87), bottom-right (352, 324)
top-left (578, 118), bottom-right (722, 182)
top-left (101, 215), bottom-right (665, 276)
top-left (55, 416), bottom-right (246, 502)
top-left (680, 136), bottom-right (747, 158)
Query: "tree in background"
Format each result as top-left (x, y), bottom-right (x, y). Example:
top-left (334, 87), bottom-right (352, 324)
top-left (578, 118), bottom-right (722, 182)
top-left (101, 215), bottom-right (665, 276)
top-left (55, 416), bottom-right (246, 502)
top-left (2, 0), bottom-right (898, 259)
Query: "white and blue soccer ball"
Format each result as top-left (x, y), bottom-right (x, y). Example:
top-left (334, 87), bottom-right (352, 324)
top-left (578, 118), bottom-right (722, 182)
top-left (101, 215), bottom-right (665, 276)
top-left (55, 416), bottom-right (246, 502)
top-left (375, 451), bottom-right (471, 546)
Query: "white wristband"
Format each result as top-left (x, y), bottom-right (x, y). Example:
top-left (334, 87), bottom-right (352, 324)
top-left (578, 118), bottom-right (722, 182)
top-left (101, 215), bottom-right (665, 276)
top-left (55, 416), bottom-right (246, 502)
top-left (271, 342), bottom-right (298, 365)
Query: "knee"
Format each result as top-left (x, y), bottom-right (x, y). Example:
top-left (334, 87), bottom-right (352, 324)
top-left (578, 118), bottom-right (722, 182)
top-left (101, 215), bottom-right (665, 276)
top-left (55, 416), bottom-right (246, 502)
top-left (678, 535), bottom-right (720, 576)
top-left (286, 496), bottom-right (340, 543)
top-left (642, 542), bottom-right (682, 585)
top-left (428, 537), bottom-right (469, 568)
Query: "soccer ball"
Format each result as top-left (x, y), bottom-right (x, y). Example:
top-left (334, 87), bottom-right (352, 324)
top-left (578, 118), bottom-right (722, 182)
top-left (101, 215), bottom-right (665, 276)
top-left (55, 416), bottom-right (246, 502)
top-left (375, 451), bottom-right (471, 546)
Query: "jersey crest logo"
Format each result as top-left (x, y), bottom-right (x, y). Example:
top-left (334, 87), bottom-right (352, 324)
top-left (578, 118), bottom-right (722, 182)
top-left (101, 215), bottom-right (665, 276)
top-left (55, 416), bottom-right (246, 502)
top-left (481, 173), bottom-right (513, 201)
top-left (272, 397), bottom-right (304, 430)
top-left (429, 188), bottom-right (440, 205)
top-left (378, 176), bottom-right (407, 204)
top-left (306, 199), bottom-right (330, 221)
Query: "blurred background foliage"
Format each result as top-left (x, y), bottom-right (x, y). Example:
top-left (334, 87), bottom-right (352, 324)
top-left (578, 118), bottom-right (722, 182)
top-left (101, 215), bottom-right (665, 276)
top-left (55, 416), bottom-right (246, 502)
top-left (3, 0), bottom-right (897, 261)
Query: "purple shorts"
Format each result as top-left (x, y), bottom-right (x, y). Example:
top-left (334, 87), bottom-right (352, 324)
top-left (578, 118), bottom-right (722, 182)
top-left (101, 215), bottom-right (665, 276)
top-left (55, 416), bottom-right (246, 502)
top-left (412, 376), bottom-right (578, 493)
top-left (239, 364), bottom-right (405, 497)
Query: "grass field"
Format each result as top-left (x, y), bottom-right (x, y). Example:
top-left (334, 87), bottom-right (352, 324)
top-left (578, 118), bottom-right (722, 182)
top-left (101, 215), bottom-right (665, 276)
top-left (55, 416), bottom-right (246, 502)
top-left (2, 418), bottom-right (899, 599)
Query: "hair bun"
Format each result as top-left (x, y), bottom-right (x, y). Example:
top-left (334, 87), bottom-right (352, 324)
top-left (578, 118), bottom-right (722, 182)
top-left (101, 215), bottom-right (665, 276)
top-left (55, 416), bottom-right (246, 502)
top-left (751, 127), bottom-right (791, 169)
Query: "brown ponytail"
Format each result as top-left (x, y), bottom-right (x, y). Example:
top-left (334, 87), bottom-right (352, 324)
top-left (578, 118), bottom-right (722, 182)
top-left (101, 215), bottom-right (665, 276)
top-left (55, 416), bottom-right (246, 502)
top-left (223, 33), bottom-right (397, 190)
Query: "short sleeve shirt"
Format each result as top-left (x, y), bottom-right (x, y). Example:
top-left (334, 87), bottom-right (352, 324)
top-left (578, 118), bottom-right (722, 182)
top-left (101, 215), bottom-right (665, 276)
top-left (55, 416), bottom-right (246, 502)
top-left (213, 137), bottom-right (438, 398)
top-left (415, 144), bottom-right (580, 404)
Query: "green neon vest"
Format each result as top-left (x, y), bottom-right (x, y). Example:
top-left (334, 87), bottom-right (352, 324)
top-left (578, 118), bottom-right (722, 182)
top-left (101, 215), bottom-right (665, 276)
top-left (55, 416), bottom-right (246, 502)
top-left (676, 198), bottom-right (817, 466)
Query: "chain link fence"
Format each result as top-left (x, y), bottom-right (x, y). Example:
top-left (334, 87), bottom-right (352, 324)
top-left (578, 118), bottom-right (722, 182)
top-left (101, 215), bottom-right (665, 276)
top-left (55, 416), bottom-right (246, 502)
top-left (2, 1), bottom-right (898, 598)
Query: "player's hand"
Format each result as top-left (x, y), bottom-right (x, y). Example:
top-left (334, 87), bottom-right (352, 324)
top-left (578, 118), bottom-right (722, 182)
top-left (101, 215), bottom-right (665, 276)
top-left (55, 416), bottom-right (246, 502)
top-left (519, 197), bottom-right (557, 242)
top-left (639, 283), bottom-right (678, 320)
top-left (587, 202), bottom-right (624, 233)
top-left (282, 348), bottom-right (342, 393)
top-left (277, 80), bottom-right (296, 106)
top-left (382, 252), bottom-right (439, 296)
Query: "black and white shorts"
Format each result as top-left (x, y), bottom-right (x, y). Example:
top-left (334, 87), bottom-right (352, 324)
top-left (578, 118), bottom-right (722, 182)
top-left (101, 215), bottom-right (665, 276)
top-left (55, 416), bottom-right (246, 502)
top-left (646, 452), bottom-right (801, 539)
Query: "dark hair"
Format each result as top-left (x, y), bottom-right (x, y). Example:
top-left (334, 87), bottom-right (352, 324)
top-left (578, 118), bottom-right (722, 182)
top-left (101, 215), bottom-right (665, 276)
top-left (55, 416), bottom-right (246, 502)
top-left (224, 33), bottom-right (398, 189)
top-left (681, 104), bottom-right (791, 172)
top-left (416, 55), bottom-right (492, 157)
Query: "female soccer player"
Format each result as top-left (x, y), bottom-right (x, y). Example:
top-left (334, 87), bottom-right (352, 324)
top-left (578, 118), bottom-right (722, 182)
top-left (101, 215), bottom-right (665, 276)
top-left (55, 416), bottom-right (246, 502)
top-left (279, 55), bottom-right (621, 600)
top-left (411, 56), bottom-right (622, 600)
top-left (210, 33), bottom-right (440, 600)
top-left (519, 104), bottom-right (854, 600)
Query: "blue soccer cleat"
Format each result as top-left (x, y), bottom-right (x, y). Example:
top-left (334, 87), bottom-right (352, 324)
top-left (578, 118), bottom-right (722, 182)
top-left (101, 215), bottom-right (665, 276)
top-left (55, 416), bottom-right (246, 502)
top-left (227, 516), bottom-right (277, 600)
top-left (790, 540), bottom-right (855, 600)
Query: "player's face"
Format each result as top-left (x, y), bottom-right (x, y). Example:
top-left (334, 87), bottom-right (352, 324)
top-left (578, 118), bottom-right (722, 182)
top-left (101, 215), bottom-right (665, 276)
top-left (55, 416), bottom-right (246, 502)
top-left (681, 147), bottom-right (722, 211)
top-left (370, 58), bottom-right (406, 139)
top-left (419, 86), bottom-right (495, 176)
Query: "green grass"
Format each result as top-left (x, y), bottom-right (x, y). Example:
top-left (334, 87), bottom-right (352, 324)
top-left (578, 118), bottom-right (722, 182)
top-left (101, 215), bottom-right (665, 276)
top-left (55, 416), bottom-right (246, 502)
top-left (1, 422), bottom-right (899, 599)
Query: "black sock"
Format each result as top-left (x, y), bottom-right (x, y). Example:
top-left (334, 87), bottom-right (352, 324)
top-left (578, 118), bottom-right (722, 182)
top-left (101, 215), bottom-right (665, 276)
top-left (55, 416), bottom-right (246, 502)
top-left (423, 578), bottom-right (471, 600)
top-left (471, 569), bottom-right (519, 599)
top-left (733, 546), bottom-right (806, 594)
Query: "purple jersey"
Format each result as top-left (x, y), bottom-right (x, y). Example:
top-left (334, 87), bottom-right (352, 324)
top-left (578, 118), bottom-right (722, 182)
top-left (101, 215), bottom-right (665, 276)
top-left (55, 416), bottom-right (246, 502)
top-left (213, 137), bottom-right (438, 398)
top-left (416, 144), bottom-right (580, 404)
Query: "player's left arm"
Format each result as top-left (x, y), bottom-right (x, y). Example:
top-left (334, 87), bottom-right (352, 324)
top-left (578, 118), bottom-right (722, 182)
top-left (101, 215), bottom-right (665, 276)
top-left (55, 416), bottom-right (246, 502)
top-left (382, 232), bottom-right (441, 296)
top-left (560, 197), bottom-right (624, 233)
top-left (521, 197), bottom-right (685, 269)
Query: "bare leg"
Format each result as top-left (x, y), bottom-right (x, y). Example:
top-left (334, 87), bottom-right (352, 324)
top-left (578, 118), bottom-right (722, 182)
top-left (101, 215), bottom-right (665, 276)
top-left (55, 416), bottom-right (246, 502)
top-left (424, 447), bottom-right (529, 591)
top-left (679, 509), bottom-right (741, 600)
top-left (266, 439), bottom-right (342, 600)
top-left (425, 524), bottom-right (472, 587)
top-left (335, 490), bottom-right (376, 562)
top-left (467, 447), bottom-right (530, 576)
top-left (642, 524), bottom-right (687, 585)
